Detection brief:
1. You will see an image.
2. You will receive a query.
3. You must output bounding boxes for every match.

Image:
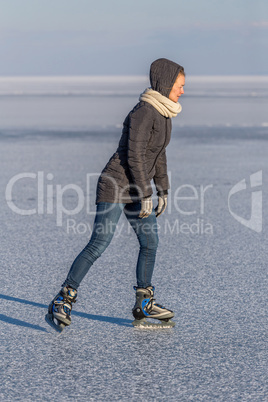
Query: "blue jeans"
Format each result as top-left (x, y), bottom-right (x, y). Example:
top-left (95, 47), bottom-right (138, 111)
top-left (64, 202), bottom-right (159, 289)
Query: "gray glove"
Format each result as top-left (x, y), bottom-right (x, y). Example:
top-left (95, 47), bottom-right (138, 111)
top-left (139, 196), bottom-right (153, 219)
top-left (155, 194), bottom-right (168, 218)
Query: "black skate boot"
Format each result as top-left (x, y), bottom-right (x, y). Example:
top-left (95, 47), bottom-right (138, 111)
top-left (132, 286), bottom-right (175, 328)
top-left (45, 286), bottom-right (77, 332)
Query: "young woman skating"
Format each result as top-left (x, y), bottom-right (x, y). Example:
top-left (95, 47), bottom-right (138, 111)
top-left (46, 58), bottom-right (185, 330)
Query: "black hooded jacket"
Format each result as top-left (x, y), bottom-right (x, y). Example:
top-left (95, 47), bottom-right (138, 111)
top-left (96, 58), bottom-right (183, 204)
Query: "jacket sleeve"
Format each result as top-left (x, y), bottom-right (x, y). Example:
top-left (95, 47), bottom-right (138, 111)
top-left (127, 105), bottom-right (154, 198)
top-left (153, 149), bottom-right (170, 195)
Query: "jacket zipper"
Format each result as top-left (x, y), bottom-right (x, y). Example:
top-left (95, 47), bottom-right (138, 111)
top-left (148, 117), bottom-right (169, 175)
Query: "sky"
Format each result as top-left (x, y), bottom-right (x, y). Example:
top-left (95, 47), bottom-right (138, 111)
top-left (0, 0), bottom-right (267, 76)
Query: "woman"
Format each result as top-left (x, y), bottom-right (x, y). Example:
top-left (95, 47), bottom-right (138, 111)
top-left (46, 58), bottom-right (185, 330)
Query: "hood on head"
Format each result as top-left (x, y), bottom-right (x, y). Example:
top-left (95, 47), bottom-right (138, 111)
top-left (150, 58), bottom-right (184, 98)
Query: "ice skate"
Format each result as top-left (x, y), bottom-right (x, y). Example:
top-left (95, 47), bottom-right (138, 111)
top-left (132, 286), bottom-right (175, 328)
top-left (45, 286), bottom-right (77, 332)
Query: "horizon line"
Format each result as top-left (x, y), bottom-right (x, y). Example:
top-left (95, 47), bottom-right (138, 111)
top-left (0, 74), bottom-right (268, 80)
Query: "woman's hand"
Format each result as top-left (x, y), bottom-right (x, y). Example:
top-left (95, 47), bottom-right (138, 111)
top-left (155, 194), bottom-right (168, 218)
top-left (139, 196), bottom-right (153, 218)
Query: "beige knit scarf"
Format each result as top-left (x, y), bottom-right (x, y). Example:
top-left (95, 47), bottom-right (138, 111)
top-left (139, 88), bottom-right (182, 118)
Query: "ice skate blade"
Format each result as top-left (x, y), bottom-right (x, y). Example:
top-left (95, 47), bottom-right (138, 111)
top-left (45, 313), bottom-right (66, 333)
top-left (132, 318), bottom-right (175, 329)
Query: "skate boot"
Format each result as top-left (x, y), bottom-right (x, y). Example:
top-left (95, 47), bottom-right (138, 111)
top-left (45, 286), bottom-right (77, 332)
top-left (132, 286), bottom-right (175, 328)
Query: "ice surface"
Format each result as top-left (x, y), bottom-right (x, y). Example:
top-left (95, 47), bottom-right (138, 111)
top-left (0, 127), bottom-right (267, 400)
top-left (0, 76), bottom-right (268, 130)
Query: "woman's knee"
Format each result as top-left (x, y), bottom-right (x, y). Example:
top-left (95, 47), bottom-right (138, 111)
top-left (140, 232), bottom-right (159, 251)
top-left (83, 235), bottom-right (112, 260)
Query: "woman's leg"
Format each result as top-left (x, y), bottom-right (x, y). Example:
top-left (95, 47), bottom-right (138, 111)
top-left (63, 202), bottom-right (124, 289)
top-left (124, 203), bottom-right (159, 288)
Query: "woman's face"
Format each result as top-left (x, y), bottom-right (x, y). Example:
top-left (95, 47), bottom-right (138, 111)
top-left (169, 74), bottom-right (185, 103)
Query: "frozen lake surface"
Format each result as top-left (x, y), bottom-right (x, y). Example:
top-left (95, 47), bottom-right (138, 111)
top-left (0, 75), bottom-right (268, 130)
top-left (0, 125), bottom-right (267, 400)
